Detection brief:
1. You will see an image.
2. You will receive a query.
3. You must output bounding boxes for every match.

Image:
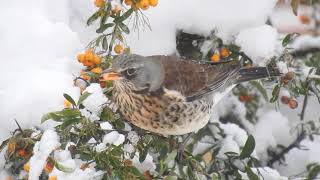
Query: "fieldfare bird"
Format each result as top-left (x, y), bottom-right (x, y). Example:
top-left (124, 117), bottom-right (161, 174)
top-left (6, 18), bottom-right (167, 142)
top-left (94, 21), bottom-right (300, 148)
top-left (101, 54), bottom-right (279, 136)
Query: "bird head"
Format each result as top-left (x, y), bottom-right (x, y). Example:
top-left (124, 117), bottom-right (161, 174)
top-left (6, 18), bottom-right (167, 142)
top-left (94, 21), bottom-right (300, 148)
top-left (101, 54), bottom-right (164, 92)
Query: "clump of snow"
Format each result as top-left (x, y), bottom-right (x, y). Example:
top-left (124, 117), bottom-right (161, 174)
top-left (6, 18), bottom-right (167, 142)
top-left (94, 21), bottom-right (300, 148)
top-left (277, 61), bottom-right (289, 74)
top-left (95, 143), bottom-right (107, 153)
top-left (127, 131), bottom-right (140, 145)
top-left (50, 167), bottom-right (104, 180)
top-left (132, 153), bottom-right (156, 173)
top-left (100, 122), bottom-right (113, 130)
top-left (290, 35), bottom-right (320, 50)
top-left (123, 143), bottom-right (135, 154)
top-left (236, 25), bottom-right (279, 65)
top-left (83, 83), bottom-right (108, 117)
top-left (253, 110), bottom-right (292, 161)
top-left (275, 136), bottom-right (320, 176)
top-left (29, 129), bottom-right (60, 180)
top-left (103, 131), bottom-right (125, 146)
top-left (240, 167), bottom-right (288, 180)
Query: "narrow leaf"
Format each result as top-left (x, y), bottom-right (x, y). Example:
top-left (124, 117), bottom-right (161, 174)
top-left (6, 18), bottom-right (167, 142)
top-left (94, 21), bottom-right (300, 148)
top-left (239, 135), bottom-right (255, 159)
top-left (270, 84), bottom-right (280, 103)
top-left (102, 37), bottom-right (108, 50)
top-left (250, 81), bottom-right (268, 101)
top-left (55, 160), bottom-right (75, 173)
top-left (77, 92), bottom-right (92, 106)
top-left (245, 166), bottom-right (259, 180)
top-left (87, 11), bottom-right (100, 26)
top-left (119, 22), bottom-right (130, 34)
top-left (96, 23), bottom-right (114, 33)
top-left (117, 8), bottom-right (133, 22)
top-left (63, 93), bottom-right (76, 106)
top-left (291, 0), bottom-right (300, 16)
top-left (61, 118), bottom-right (81, 129)
top-left (282, 33), bottom-right (299, 47)
top-left (308, 165), bottom-right (320, 180)
top-left (0, 139), bottom-right (9, 152)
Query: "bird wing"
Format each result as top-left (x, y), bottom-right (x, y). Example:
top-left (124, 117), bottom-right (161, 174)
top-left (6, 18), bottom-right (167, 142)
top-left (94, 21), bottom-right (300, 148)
top-left (147, 55), bottom-right (240, 102)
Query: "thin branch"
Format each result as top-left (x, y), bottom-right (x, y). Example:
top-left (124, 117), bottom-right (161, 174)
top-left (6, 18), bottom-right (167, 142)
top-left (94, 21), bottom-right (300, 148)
top-left (267, 132), bottom-right (306, 167)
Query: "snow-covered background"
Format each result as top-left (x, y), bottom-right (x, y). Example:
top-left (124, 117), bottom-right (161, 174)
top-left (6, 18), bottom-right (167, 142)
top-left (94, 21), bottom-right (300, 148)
top-left (0, 0), bottom-right (319, 179)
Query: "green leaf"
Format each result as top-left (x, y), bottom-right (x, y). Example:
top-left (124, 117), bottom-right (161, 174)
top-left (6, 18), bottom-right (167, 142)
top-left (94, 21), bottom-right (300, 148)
top-left (102, 37), bottom-right (108, 50)
top-left (77, 92), bottom-right (92, 106)
top-left (139, 145), bottom-right (149, 163)
top-left (60, 118), bottom-right (81, 129)
top-left (164, 150), bottom-right (177, 164)
top-left (87, 10), bottom-right (101, 26)
top-left (119, 22), bottom-right (130, 34)
top-left (291, 0), bottom-right (299, 16)
top-left (245, 166), bottom-right (259, 180)
top-left (96, 23), bottom-right (114, 33)
top-left (61, 109), bottom-right (81, 118)
top-left (239, 135), bottom-right (255, 159)
top-left (308, 164), bottom-right (320, 180)
top-left (116, 8), bottom-right (133, 22)
top-left (0, 139), bottom-right (9, 152)
top-left (270, 84), bottom-right (280, 103)
top-left (41, 112), bottom-right (63, 123)
top-left (63, 93), bottom-right (76, 106)
top-left (282, 33), bottom-right (299, 47)
top-left (55, 160), bottom-right (75, 173)
top-left (250, 81), bottom-right (268, 101)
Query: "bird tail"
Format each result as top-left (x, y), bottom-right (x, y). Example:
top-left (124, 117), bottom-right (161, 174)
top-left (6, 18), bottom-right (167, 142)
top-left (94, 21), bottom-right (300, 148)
top-left (237, 66), bottom-right (281, 83)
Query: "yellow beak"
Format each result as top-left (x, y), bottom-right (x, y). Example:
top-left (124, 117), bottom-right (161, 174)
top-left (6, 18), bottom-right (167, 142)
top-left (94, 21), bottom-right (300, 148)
top-left (101, 69), bottom-right (122, 81)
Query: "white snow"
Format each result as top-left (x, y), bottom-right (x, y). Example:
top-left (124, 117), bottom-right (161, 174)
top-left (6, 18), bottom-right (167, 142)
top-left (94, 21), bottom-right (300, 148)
top-left (290, 35), bottom-right (320, 50)
top-left (103, 131), bottom-right (125, 146)
top-left (240, 167), bottom-right (288, 180)
top-left (236, 25), bottom-right (279, 65)
top-left (253, 111), bottom-right (292, 161)
top-left (132, 153), bottom-right (156, 173)
top-left (28, 130), bottom-right (60, 180)
top-left (100, 122), bottom-right (113, 130)
top-left (82, 84), bottom-right (109, 118)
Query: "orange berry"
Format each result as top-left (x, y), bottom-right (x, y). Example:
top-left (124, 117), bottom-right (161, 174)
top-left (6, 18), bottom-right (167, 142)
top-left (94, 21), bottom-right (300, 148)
top-left (114, 44), bottom-right (124, 54)
top-left (148, 0), bottom-right (158, 7)
top-left (80, 163), bottom-right (90, 170)
top-left (239, 95), bottom-right (252, 103)
top-left (81, 74), bottom-right (91, 81)
top-left (64, 99), bottom-right (72, 108)
top-left (24, 163), bottom-right (30, 172)
top-left (44, 161), bottom-right (54, 174)
top-left (143, 170), bottom-right (152, 180)
top-left (92, 55), bottom-right (102, 65)
top-left (99, 81), bottom-right (106, 88)
top-left (289, 98), bottom-right (298, 109)
top-left (210, 53), bottom-right (220, 62)
top-left (94, 0), bottom-right (105, 8)
top-left (220, 47), bottom-right (231, 58)
top-left (48, 176), bottom-right (58, 180)
top-left (91, 67), bottom-right (103, 74)
top-left (17, 149), bottom-right (28, 158)
top-left (138, 0), bottom-right (150, 10)
top-left (125, 0), bottom-right (133, 6)
top-left (281, 96), bottom-right (290, 104)
top-left (7, 141), bottom-right (15, 153)
top-left (299, 15), bottom-right (311, 24)
top-left (284, 72), bottom-right (294, 81)
top-left (77, 54), bottom-right (86, 63)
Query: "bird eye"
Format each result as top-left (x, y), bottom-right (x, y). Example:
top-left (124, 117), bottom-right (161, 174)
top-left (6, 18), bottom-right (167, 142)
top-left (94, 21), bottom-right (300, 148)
top-left (126, 68), bottom-right (136, 76)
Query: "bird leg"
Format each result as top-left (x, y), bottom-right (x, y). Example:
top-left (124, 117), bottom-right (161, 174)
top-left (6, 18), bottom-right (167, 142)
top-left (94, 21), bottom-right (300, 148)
top-left (176, 133), bottom-right (193, 163)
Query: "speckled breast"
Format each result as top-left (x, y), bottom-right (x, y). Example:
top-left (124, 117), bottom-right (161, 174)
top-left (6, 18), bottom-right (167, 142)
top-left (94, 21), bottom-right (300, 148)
top-left (113, 83), bottom-right (214, 136)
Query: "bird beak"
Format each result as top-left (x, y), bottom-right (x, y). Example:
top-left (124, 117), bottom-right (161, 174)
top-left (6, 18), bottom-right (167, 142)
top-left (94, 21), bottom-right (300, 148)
top-left (101, 68), bottom-right (123, 81)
